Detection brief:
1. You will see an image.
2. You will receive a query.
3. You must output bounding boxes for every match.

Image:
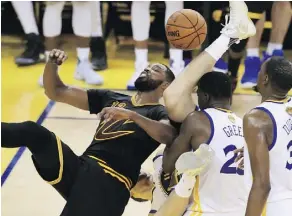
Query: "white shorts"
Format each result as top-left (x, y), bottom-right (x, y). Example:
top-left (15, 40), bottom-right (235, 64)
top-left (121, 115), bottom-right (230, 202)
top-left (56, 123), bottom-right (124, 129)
top-left (265, 199), bottom-right (292, 216)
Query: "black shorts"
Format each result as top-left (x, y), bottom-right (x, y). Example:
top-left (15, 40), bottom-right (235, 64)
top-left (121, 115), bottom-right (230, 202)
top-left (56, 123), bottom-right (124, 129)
top-left (246, 1), bottom-right (273, 15)
top-left (32, 134), bottom-right (130, 216)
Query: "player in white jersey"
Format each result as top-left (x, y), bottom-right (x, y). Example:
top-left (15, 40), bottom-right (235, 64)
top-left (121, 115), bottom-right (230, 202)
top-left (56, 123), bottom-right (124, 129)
top-left (163, 72), bottom-right (248, 216)
top-left (244, 57), bottom-right (292, 216)
top-left (160, 1), bottom-right (256, 215)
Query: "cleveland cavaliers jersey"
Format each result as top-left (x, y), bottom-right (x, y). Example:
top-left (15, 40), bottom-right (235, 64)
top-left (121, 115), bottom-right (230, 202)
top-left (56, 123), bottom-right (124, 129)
top-left (184, 108), bottom-right (248, 216)
top-left (245, 97), bottom-right (292, 204)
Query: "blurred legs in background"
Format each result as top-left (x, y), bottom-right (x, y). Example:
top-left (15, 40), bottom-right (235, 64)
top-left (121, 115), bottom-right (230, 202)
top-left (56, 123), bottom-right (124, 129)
top-left (12, 1), bottom-right (45, 66)
top-left (241, 1), bottom-right (291, 88)
top-left (90, 1), bottom-right (108, 71)
top-left (40, 1), bottom-right (103, 87)
top-left (127, 1), bottom-right (184, 90)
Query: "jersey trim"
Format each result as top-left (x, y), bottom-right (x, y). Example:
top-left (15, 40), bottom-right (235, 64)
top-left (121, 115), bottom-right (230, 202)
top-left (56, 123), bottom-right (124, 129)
top-left (254, 107), bottom-right (277, 151)
top-left (131, 94), bottom-right (160, 106)
top-left (47, 136), bottom-right (64, 185)
top-left (87, 155), bottom-right (133, 190)
top-left (202, 110), bottom-right (214, 144)
top-left (265, 97), bottom-right (291, 104)
top-left (189, 176), bottom-right (202, 215)
top-left (214, 107), bottom-right (232, 113)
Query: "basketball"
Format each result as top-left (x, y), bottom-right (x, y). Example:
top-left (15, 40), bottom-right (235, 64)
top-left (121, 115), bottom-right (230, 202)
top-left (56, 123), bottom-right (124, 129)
top-left (165, 9), bottom-right (207, 50)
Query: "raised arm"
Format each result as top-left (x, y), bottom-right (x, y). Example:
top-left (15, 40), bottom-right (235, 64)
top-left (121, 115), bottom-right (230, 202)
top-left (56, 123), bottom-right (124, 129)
top-left (244, 110), bottom-right (271, 216)
top-left (163, 51), bottom-right (217, 122)
top-left (43, 49), bottom-right (89, 110)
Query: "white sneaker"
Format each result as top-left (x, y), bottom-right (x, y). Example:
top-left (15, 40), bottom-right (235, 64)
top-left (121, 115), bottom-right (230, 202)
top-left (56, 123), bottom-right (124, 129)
top-left (221, 1), bottom-right (256, 42)
top-left (74, 60), bottom-right (103, 85)
top-left (175, 144), bottom-right (215, 176)
top-left (170, 60), bottom-right (185, 77)
top-left (127, 61), bottom-right (148, 90)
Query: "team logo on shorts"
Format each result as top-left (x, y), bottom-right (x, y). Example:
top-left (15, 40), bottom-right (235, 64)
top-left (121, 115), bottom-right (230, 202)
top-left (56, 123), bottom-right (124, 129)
top-left (286, 106), bottom-right (292, 115)
top-left (228, 115), bottom-right (236, 123)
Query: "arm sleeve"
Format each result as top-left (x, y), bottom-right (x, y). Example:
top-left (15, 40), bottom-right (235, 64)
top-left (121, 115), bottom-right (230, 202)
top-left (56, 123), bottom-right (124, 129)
top-left (87, 89), bottom-right (112, 114)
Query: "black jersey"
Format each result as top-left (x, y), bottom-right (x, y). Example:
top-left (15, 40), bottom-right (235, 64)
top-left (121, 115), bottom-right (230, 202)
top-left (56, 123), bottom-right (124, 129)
top-left (83, 89), bottom-right (168, 186)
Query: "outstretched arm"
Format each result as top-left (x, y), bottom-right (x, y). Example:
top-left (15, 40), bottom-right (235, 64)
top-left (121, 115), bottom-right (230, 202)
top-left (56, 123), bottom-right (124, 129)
top-left (244, 110), bottom-right (271, 216)
top-left (43, 49), bottom-right (89, 110)
top-left (100, 107), bottom-right (177, 145)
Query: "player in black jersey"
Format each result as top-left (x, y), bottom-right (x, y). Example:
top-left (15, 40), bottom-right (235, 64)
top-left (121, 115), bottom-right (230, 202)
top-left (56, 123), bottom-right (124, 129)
top-left (1, 49), bottom-right (177, 216)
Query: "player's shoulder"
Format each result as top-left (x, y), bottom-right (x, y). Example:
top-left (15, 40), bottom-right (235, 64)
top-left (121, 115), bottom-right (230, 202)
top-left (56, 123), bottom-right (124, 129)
top-left (143, 103), bottom-right (167, 114)
top-left (243, 108), bottom-right (272, 129)
top-left (187, 110), bottom-right (210, 124)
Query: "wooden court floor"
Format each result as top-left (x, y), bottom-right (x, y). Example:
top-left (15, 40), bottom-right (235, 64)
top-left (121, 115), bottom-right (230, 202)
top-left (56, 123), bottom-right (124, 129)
top-left (1, 36), bottom-right (291, 215)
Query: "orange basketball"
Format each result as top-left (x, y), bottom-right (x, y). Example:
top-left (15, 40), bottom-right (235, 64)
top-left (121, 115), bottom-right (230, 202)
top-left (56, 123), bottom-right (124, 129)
top-left (165, 9), bottom-right (207, 50)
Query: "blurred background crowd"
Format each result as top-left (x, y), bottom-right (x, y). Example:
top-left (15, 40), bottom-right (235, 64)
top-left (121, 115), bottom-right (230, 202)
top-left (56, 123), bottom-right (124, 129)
top-left (1, 1), bottom-right (292, 91)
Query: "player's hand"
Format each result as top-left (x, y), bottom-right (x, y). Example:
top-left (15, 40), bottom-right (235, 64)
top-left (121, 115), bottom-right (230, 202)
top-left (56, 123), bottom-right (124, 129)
top-left (48, 49), bottom-right (68, 66)
top-left (234, 147), bottom-right (244, 169)
top-left (99, 107), bottom-right (134, 122)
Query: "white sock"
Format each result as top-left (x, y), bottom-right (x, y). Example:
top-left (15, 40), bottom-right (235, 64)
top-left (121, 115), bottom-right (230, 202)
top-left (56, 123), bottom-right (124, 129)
top-left (72, 2), bottom-right (91, 37)
top-left (131, 1), bottom-right (151, 41)
top-left (205, 34), bottom-right (230, 61)
top-left (169, 49), bottom-right (183, 65)
top-left (11, 1), bottom-right (39, 35)
top-left (246, 48), bottom-right (259, 57)
top-left (174, 173), bottom-right (197, 198)
top-left (43, 2), bottom-right (65, 37)
top-left (45, 51), bottom-right (51, 62)
top-left (77, 48), bottom-right (90, 61)
top-left (135, 48), bottom-right (148, 64)
top-left (266, 43), bottom-right (283, 55)
top-left (91, 1), bottom-right (103, 37)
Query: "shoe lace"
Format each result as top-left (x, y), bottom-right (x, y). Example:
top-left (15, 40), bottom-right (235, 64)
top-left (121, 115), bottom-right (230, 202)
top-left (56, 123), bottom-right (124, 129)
top-left (220, 14), bottom-right (241, 46)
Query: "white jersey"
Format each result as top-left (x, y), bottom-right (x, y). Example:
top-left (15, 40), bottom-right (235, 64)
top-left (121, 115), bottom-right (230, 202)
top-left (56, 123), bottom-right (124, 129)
top-left (184, 108), bottom-right (248, 216)
top-left (244, 98), bottom-right (292, 213)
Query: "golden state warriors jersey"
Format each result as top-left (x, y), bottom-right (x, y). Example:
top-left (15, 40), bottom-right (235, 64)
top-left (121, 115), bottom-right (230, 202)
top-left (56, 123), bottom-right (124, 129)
top-left (184, 108), bottom-right (248, 216)
top-left (244, 97), bottom-right (292, 215)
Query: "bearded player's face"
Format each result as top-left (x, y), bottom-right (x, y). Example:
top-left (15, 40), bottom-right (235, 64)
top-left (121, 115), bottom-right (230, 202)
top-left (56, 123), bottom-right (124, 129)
top-left (134, 63), bottom-right (167, 92)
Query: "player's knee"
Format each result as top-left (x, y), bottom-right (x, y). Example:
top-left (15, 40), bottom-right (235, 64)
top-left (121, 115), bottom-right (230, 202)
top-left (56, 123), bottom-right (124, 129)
top-left (21, 121), bottom-right (52, 143)
top-left (22, 120), bottom-right (40, 131)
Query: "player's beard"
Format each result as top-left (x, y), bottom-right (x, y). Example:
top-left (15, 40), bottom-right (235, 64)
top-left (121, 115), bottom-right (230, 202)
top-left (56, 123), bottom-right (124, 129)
top-left (253, 85), bottom-right (259, 92)
top-left (134, 77), bottom-right (163, 92)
